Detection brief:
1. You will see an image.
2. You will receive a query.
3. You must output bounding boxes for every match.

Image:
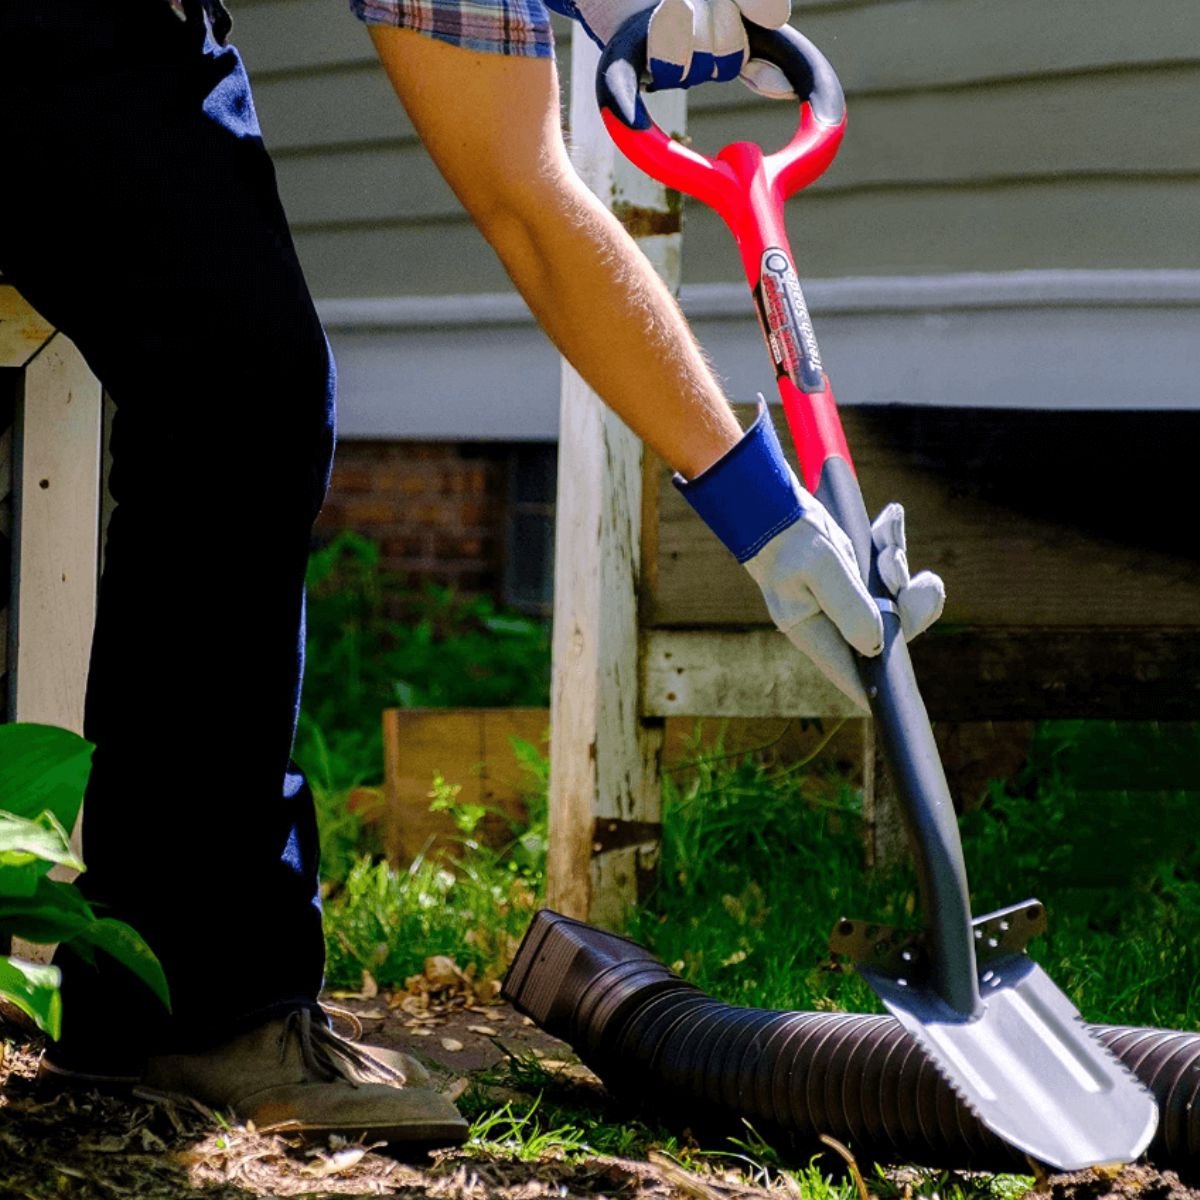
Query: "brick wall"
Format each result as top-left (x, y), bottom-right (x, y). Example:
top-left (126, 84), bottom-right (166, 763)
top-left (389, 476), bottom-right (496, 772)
top-left (313, 440), bottom-right (512, 596)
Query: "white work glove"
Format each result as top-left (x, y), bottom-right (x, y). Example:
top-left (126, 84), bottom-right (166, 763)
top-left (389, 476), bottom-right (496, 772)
top-left (674, 398), bottom-right (945, 711)
top-left (545, 0), bottom-right (794, 96)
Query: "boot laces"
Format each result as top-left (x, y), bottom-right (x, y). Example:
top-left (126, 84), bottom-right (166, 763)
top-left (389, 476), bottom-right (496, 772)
top-left (278, 1008), bottom-right (408, 1089)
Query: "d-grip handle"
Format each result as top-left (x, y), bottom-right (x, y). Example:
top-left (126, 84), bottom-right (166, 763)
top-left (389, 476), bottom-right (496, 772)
top-left (595, 12), bottom-right (847, 229)
top-left (596, 9), bottom-right (846, 131)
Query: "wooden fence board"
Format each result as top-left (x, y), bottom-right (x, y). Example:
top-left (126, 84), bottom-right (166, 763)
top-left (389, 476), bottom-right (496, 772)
top-left (643, 628), bottom-right (1200, 721)
top-left (380, 707), bottom-right (548, 864)
top-left (650, 408), bottom-right (1200, 630)
top-left (10, 335), bottom-right (102, 730)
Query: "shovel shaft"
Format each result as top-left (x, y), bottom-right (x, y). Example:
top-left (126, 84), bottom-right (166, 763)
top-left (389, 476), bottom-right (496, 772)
top-left (752, 240), bottom-right (983, 1020)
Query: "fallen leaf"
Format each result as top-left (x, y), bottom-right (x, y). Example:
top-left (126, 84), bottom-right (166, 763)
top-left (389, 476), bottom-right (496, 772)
top-left (440, 1037), bottom-right (464, 1052)
top-left (302, 1146), bottom-right (368, 1178)
top-left (467, 1025), bottom-right (497, 1036)
top-left (445, 1077), bottom-right (470, 1103)
top-left (424, 956), bottom-right (464, 989)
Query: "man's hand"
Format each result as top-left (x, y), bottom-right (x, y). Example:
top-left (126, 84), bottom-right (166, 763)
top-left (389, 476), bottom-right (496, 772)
top-left (544, 0), bottom-right (793, 96)
top-left (674, 398), bottom-right (945, 710)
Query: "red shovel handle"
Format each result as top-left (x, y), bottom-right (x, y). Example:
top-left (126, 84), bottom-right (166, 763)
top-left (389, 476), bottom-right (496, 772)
top-left (596, 14), bottom-right (853, 493)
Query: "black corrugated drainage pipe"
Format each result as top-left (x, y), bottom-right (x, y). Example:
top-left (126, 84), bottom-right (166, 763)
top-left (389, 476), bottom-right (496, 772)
top-left (502, 910), bottom-right (1200, 1177)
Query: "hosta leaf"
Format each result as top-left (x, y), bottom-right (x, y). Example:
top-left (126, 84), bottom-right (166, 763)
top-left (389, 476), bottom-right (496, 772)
top-left (0, 877), bottom-right (96, 944)
top-left (0, 956), bottom-right (62, 1039)
top-left (75, 919), bottom-right (170, 1011)
top-left (0, 724), bottom-right (94, 826)
top-left (0, 810), bottom-right (84, 874)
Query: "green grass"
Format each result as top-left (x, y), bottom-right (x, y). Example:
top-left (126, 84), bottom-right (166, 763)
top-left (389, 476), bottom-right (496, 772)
top-left (627, 734), bottom-right (899, 1017)
top-left (462, 1050), bottom-right (1035, 1200)
top-left (319, 718), bottom-right (1200, 1022)
top-left (628, 721), bottom-right (1200, 1032)
top-left (315, 717), bottom-right (1197, 1191)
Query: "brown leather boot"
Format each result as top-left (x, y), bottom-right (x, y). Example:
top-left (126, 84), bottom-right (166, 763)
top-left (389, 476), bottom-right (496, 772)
top-left (137, 1009), bottom-right (468, 1150)
top-left (37, 1003), bottom-right (434, 1097)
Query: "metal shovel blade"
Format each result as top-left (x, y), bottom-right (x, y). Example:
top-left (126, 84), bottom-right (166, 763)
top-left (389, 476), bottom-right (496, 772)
top-left (834, 903), bottom-right (1158, 1170)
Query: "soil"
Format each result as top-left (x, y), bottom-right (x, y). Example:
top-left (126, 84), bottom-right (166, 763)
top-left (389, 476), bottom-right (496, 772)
top-left (2, 989), bottom-right (1197, 1200)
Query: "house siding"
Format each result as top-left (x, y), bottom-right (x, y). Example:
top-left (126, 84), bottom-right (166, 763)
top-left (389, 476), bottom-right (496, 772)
top-left (229, 0), bottom-right (1200, 297)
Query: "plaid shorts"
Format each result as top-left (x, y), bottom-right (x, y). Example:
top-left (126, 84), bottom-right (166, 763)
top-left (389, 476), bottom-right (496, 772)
top-left (350, 0), bottom-right (555, 58)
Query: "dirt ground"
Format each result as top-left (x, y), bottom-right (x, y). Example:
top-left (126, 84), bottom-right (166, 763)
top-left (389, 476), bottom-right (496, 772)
top-left (2, 986), bottom-right (1197, 1200)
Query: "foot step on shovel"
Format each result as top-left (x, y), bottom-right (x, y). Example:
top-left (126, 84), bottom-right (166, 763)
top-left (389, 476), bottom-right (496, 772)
top-left (578, 12), bottom-right (1159, 1170)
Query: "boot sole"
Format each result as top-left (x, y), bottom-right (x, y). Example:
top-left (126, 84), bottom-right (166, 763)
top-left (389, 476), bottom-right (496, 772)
top-left (132, 1083), bottom-right (471, 1152)
top-left (35, 1056), bottom-right (142, 1098)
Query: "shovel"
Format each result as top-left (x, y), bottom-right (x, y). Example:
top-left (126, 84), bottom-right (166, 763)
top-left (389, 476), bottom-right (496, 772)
top-left (594, 12), bottom-right (1157, 1170)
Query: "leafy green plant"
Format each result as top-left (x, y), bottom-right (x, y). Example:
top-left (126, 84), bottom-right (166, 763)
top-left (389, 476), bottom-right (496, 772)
top-left (0, 723), bottom-right (169, 1039)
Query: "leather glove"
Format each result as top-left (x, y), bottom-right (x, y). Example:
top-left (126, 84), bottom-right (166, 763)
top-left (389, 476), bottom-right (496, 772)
top-left (544, 0), bottom-right (793, 96)
top-left (673, 397), bottom-right (945, 710)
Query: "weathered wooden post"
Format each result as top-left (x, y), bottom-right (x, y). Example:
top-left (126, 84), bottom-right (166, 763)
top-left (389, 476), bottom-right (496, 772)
top-left (545, 29), bottom-right (684, 928)
top-left (1, 284), bottom-right (103, 733)
top-left (1, 282), bottom-right (104, 962)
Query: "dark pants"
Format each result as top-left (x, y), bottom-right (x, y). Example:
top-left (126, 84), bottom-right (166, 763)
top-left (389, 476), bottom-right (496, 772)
top-left (0, 0), bottom-right (334, 1059)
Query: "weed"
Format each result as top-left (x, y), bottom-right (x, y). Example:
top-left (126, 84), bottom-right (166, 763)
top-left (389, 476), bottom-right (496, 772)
top-left (957, 721), bottom-right (1200, 1029)
top-left (466, 1096), bottom-right (590, 1161)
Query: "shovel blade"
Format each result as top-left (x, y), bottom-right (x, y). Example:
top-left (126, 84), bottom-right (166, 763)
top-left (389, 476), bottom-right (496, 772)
top-left (861, 953), bottom-right (1158, 1170)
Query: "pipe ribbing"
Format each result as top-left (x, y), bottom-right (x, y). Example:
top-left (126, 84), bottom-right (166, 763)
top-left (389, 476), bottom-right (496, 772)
top-left (502, 910), bottom-right (1200, 1177)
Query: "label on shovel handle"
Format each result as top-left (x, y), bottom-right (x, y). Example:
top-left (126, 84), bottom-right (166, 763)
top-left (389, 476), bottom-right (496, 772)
top-left (754, 248), bottom-right (825, 394)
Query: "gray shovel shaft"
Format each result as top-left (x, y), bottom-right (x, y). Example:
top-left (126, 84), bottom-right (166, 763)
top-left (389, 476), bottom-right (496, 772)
top-left (814, 457), bottom-right (982, 1018)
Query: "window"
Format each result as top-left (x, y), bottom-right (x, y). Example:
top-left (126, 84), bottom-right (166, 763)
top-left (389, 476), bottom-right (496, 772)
top-left (503, 444), bottom-right (556, 617)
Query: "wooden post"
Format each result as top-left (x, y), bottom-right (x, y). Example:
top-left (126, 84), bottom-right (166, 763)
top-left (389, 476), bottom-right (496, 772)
top-left (1, 286), bottom-right (104, 964)
top-left (546, 29), bottom-right (683, 928)
top-left (10, 332), bottom-right (103, 732)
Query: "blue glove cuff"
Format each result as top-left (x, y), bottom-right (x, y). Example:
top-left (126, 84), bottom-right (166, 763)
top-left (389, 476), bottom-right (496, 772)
top-left (672, 399), bottom-right (804, 564)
